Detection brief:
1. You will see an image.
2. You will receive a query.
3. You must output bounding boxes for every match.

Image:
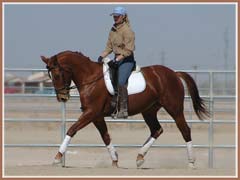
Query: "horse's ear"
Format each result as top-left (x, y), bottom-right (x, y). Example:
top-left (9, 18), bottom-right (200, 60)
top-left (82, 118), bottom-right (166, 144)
top-left (41, 56), bottom-right (48, 64)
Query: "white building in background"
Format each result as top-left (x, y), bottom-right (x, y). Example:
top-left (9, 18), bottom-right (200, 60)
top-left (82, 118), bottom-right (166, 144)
top-left (5, 71), bottom-right (79, 95)
top-left (4, 73), bottom-right (24, 93)
top-left (25, 72), bottom-right (52, 93)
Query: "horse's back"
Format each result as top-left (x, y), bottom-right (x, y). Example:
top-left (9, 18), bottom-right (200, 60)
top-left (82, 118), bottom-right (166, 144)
top-left (141, 64), bottom-right (181, 84)
top-left (141, 65), bottom-right (185, 100)
top-left (141, 64), bottom-right (175, 75)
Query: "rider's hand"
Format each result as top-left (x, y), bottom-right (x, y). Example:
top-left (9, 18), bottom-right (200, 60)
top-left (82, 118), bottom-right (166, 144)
top-left (112, 59), bottom-right (119, 68)
top-left (108, 59), bottom-right (118, 69)
top-left (97, 56), bottom-right (103, 63)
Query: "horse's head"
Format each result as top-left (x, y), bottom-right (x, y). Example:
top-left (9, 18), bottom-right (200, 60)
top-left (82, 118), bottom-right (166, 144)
top-left (41, 55), bottom-right (72, 102)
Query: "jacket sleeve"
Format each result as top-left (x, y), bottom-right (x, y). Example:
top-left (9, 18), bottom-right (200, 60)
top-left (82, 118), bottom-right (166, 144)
top-left (103, 31), bottom-right (113, 55)
top-left (122, 28), bottom-right (135, 57)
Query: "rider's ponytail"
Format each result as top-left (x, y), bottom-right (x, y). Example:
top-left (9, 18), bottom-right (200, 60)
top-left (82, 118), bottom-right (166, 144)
top-left (124, 15), bottom-right (131, 26)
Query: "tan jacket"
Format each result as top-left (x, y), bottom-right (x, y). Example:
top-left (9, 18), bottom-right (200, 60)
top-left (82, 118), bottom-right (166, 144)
top-left (103, 22), bottom-right (135, 57)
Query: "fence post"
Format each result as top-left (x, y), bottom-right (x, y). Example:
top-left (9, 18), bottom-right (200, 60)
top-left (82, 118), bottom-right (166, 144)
top-left (208, 71), bottom-right (214, 168)
top-left (61, 102), bottom-right (66, 167)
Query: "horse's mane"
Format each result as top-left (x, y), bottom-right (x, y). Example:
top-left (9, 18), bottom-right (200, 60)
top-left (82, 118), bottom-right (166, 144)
top-left (53, 50), bottom-right (90, 60)
top-left (56, 50), bottom-right (84, 57)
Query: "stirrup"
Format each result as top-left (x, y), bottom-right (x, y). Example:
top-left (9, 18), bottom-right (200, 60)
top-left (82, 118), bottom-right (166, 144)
top-left (111, 111), bottom-right (118, 119)
top-left (111, 104), bottom-right (118, 119)
top-left (116, 111), bottom-right (128, 119)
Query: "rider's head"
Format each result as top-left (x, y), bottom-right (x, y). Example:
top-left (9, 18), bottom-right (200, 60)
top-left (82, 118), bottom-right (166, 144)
top-left (110, 6), bottom-right (127, 25)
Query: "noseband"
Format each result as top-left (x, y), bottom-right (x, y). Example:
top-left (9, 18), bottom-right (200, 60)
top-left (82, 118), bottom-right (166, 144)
top-left (46, 55), bottom-right (76, 95)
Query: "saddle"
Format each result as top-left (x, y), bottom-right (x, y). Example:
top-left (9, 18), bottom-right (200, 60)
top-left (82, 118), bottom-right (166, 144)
top-left (102, 57), bottom-right (146, 95)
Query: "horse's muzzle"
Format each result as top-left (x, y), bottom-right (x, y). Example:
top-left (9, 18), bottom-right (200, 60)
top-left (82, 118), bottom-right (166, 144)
top-left (57, 92), bottom-right (70, 102)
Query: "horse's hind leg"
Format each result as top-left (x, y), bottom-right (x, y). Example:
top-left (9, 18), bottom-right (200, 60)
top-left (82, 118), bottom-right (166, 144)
top-left (93, 118), bottom-right (118, 168)
top-left (175, 113), bottom-right (196, 169)
top-left (166, 107), bottom-right (196, 169)
top-left (137, 105), bottom-right (163, 167)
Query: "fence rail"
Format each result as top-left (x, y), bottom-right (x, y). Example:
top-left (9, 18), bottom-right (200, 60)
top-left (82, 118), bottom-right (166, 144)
top-left (5, 144), bottom-right (235, 148)
top-left (4, 69), bottom-right (236, 168)
top-left (4, 118), bottom-right (235, 124)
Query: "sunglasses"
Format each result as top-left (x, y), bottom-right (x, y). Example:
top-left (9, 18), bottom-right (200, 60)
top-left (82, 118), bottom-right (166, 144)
top-left (113, 15), bottom-right (121, 18)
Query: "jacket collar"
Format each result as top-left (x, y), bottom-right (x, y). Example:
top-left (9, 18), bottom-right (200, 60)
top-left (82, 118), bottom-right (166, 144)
top-left (112, 21), bottom-right (126, 31)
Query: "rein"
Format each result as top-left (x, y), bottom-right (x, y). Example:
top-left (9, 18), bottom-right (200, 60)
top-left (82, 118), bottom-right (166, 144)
top-left (80, 69), bottom-right (108, 86)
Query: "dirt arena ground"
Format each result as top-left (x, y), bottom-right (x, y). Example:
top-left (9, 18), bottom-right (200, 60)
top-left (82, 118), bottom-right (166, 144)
top-left (3, 97), bottom-right (237, 177)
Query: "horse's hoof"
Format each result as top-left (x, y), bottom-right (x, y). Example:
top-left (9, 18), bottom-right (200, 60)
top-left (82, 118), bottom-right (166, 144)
top-left (188, 162), bottom-right (196, 169)
top-left (112, 161), bottom-right (118, 168)
top-left (136, 159), bottom-right (145, 168)
top-left (52, 158), bottom-right (62, 166)
top-left (136, 154), bottom-right (145, 168)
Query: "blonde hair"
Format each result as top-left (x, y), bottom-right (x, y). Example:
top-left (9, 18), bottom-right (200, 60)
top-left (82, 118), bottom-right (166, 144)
top-left (123, 14), bottom-right (130, 26)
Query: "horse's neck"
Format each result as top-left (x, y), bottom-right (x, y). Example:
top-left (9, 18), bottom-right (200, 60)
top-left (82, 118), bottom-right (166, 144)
top-left (68, 54), bottom-right (101, 88)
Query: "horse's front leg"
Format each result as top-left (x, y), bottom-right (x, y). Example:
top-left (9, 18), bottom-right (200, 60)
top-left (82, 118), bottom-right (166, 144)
top-left (53, 111), bottom-right (95, 166)
top-left (93, 118), bottom-right (118, 168)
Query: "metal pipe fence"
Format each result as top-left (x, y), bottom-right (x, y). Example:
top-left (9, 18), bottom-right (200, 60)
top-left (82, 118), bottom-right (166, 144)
top-left (4, 69), bottom-right (236, 168)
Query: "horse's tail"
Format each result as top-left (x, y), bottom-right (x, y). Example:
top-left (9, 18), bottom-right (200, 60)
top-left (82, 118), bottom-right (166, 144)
top-left (176, 71), bottom-right (210, 120)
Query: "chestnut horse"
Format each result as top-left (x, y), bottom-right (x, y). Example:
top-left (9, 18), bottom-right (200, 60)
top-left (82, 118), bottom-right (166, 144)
top-left (41, 50), bottom-right (209, 168)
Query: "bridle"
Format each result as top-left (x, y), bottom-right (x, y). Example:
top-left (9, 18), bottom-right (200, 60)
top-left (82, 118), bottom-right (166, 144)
top-left (46, 55), bottom-right (76, 96)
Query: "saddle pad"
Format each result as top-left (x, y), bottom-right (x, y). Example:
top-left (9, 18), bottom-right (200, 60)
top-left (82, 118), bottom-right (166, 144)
top-left (103, 61), bottom-right (146, 95)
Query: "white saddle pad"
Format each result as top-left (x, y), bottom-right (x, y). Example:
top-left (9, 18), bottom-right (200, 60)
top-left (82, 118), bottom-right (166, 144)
top-left (103, 57), bottom-right (146, 95)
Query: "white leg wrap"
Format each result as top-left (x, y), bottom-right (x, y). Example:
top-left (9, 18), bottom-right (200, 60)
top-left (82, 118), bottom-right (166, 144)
top-left (59, 135), bottom-right (71, 154)
top-left (107, 143), bottom-right (118, 161)
top-left (186, 141), bottom-right (195, 163)
top-left (139, 137), bottom-right (156, 156)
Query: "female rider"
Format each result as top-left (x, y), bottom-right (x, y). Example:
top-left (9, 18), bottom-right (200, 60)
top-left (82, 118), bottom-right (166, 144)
top-left (98, 6), bottom-right (136, 119)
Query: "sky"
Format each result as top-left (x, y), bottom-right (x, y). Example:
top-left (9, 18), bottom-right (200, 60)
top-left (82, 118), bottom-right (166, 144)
top-left (4, 3), bottom-right (236, 71)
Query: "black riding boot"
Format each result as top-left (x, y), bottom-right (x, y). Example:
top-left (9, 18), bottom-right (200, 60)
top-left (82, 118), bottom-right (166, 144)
top-left (110, 91), bottom-right (118, 117)
top-left (110, 93), bottom-right (118, 108)
top-left (109, 61), bottom-right (119, 117)
top-left (117, 85), bottom-right (128, 119)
